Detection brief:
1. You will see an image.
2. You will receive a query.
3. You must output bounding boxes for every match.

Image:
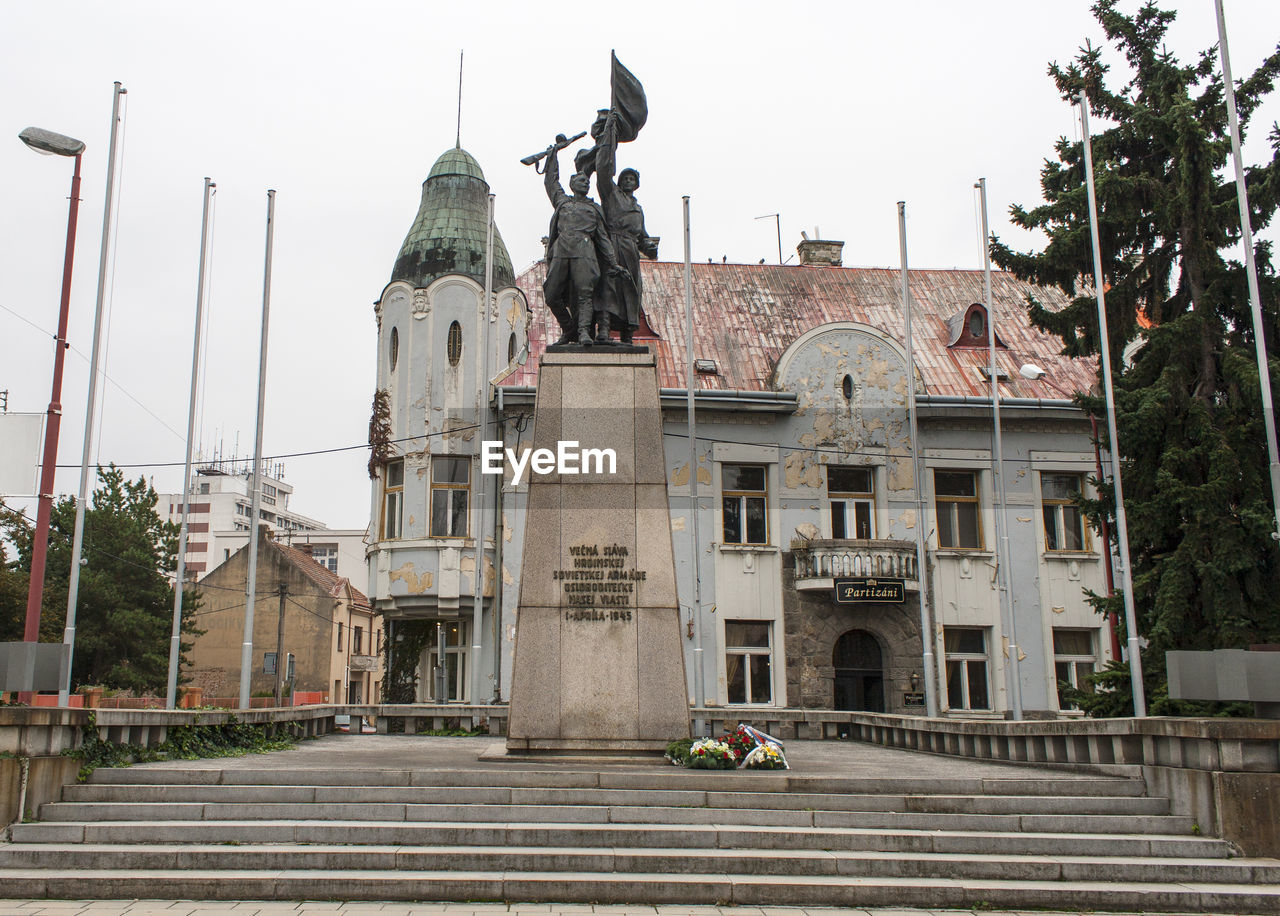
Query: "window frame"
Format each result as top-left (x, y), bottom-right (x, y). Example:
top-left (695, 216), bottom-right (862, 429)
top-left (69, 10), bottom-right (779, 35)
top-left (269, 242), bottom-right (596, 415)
top-left (934, 469), bottom-right (983, 550)
top-left (1040, 472), bottom-right (1089, 552)
top-left (381, 459), bottom-right (404, 540)
top-left (944, 626), bottom-right (991, 711)
top-left (724, 619), bottom-right (774, 706)
top-left (827, 465), bottom-right (875, 540)
top-left (424, 620), bottom-right (469, 703)
top-left (721, 463), bottom-right (769, 546)
top-left (429, 456), bottom-right (471, 540)
top-left (1053, 627), bottom-right (1098, 711)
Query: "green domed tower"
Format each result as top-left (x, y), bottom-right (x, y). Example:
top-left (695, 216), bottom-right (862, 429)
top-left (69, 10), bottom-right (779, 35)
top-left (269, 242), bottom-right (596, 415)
top-left (390, 147), bottom-right (515, 290)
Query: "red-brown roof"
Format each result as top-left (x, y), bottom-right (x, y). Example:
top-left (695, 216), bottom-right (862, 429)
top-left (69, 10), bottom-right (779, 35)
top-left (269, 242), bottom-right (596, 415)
top-left (507, 261), bottom-right (1096, 399)
top-left (270, 539), bottom-right (371, 609)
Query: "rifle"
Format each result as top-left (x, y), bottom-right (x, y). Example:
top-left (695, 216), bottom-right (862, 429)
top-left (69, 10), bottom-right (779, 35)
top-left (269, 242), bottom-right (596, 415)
top-left (519, 131), bottom-right (587, 173)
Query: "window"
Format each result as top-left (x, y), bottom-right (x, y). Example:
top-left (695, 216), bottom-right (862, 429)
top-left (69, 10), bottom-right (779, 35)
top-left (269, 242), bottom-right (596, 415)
top-left (841, 374), bottom-right (853, 401)
top-left (336, 623), bottom-right (344, 652)
top-left (935, 470), bottom-right (982, 549)
top-left (430, 457), bottom-right (470, 538)
top-left (1054, 628), bottom-right (1097, 710)
top-left (725, 620), bottom-right (772, 704)
top-left (353, 626), bottom-right (364, 655)
top-left (1041, 473), bottom-right (1087, 551)
top-left (307, 545), bottom-right (339, 572)
top-left (944, 627), bottom-right (991, 710)
top-left (424, 621), bottom-right (468, 702)
top-left (381, 459), bottom-right (404, 539)
top-left (968, 309), bottom-right (985, 339)
top-left (390, 326), bottom-right (399, 371)
top-left (828, 466), bottom-right (874, 540)
top-left (508, 333), bottom-right (517, 362)
top-left (722, 464), bottom-right (768, 545)
top-left (447, 321), bottom-right (462, 367)
top-left (261, 483), bottom-right (277, 506)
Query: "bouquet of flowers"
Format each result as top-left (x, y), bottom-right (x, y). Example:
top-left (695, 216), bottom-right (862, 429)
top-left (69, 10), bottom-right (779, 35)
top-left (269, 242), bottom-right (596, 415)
top-left (741, 740), bottom-right (788, 769)
top-left (685, 737), bottom-right (737, 769)
top-left (731, 723), bottom-right (790, 770)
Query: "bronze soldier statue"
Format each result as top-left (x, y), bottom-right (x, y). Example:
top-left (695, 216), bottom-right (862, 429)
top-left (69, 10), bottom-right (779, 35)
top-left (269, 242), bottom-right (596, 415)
top-left (541, 143), bottom-right (629, 346)
top-left (594, 112), bottom-right (657, 345)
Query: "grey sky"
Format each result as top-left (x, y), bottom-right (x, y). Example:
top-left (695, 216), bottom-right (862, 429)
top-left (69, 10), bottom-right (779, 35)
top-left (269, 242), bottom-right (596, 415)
top-left (2, 1), bottom-right (1277, 531)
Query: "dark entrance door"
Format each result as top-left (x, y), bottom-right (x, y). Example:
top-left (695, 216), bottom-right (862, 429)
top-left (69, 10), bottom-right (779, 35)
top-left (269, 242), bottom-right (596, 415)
top-left (833, 629), bottom-right (884, 712)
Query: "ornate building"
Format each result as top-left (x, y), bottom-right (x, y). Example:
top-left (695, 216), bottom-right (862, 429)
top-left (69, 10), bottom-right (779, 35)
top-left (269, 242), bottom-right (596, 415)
top-left (368, 148), bottom-right (1112, 719)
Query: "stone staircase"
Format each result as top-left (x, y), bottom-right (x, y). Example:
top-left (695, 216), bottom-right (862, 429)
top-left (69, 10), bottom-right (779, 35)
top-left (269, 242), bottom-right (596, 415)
top-left (3, 751), bottom-right (1280, 913)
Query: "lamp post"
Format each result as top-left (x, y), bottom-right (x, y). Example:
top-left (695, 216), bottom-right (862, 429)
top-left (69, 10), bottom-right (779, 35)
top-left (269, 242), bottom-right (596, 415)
top-left (18, 127), bottom-right (86, 676)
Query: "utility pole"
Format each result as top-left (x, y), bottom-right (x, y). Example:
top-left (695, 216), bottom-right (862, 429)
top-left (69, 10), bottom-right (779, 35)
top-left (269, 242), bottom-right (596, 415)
top-left (274, 582), bottom-right (288, 706)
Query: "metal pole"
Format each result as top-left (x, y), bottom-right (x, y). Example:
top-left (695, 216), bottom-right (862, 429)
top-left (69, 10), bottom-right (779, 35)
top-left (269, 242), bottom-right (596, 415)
top-left (239, 189), bottom-right (276, 709)
top-left (976, 178), bottom-right (1022, 720)
top-left (897, 202), bottom-right (938, 717)
top-left (1216, 0), bottom-right (1280, 540)
top-left (23, 152), bottom-right (84, 651)
top-left (1080, 92), bottom-right (1147, 716)
top-left (683, 196), bottom-right (705, 734)
top-left (165, 177), bottom-right (214, 709)
top-left (61, 82), bottom-right (126, 706)
top-left (471, 192), bottom-right (495, 704)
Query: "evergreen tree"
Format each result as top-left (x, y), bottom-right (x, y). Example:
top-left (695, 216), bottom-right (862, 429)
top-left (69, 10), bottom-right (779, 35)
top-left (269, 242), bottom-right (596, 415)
top-left (0, 467), bottom-right (201, 693)
top-left (992, 1), bottom-right (1280, 668)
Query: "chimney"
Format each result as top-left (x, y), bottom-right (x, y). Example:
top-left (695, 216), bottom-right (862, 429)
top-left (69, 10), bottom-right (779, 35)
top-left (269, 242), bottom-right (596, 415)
top-left (796, 237), bottom-right (844, 267)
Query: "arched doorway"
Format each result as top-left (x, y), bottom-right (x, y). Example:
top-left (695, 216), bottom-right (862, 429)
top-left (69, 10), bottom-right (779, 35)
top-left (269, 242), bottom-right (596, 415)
top-left (833, 629), bottom-right (884, 712)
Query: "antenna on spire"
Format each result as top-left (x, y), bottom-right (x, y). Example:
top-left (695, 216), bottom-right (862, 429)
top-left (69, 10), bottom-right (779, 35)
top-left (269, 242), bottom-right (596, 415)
top-left (456, 50), bottom-right (464, 149)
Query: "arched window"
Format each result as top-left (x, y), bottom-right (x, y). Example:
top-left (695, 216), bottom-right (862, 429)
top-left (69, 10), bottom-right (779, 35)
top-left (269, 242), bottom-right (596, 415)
top-left (968, 308), bottom-right (986, 340)
top-left (447, 321), bottom-right (462, 367)
top-left (389, 327), bottom-right (399, 372)
top-left (508, 333), bottom-right (517, 362)
top-left (841, 374), bottom-right (853, 400)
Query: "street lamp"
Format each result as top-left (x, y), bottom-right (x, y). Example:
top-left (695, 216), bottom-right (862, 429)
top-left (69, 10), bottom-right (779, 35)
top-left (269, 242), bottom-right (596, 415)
top-left (19, 127), bottom-right (86, 672)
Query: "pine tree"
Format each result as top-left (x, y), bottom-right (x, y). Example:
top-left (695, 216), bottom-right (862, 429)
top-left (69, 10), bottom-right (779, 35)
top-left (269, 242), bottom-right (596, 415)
top-left (992, 1), bottom-right (1280, 667)
top-left (0, 467), bottom-right (201, 693)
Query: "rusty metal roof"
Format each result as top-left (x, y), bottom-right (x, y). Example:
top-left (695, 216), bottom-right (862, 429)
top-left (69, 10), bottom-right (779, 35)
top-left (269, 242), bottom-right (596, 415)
top-left (505, 261), bottom-right (1095, 399)
top-left (270, 538), bottom-right (372, 610)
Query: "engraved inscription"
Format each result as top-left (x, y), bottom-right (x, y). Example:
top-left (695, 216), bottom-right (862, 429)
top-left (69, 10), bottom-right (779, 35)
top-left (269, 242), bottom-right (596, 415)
top-left (553, 542), bottom-right (647, 617)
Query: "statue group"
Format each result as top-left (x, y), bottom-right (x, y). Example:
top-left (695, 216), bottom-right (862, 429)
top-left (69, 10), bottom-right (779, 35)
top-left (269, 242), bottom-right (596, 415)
top-left (525, 54), bottom-right (658, 347)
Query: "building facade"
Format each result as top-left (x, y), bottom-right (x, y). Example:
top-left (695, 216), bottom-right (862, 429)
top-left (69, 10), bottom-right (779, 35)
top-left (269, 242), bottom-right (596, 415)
top-left (367, 147), bottom-right (1114, 718)
top-left (188, 526), bottom-right (382, 704)
top-left (160, 461), bottom-right (343, 578)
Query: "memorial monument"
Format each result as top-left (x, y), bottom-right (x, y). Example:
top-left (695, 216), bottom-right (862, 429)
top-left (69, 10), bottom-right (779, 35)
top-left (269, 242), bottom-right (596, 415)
top-left (506, 53), bottom-right (688, 753)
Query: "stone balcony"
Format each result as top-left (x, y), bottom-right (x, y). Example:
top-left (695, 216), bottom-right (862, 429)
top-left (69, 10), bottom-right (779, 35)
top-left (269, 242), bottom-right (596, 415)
top-left (348, 654), bottom-right (380, 672)
top-left (791, 538), bottom-right (919, 591)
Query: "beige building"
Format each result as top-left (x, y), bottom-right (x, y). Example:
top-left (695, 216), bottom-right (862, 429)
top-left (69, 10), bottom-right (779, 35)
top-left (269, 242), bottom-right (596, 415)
top-left (189, 526), bottom-right (382, 703)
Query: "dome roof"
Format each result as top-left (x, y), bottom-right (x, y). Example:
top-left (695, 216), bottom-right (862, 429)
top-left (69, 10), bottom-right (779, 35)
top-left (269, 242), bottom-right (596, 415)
top-left (390, 147), bottom-right (515, 291)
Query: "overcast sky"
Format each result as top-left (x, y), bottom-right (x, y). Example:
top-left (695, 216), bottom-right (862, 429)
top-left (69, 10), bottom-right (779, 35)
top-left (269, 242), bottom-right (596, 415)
top-left (2, 0), bottom-right (1278, 531)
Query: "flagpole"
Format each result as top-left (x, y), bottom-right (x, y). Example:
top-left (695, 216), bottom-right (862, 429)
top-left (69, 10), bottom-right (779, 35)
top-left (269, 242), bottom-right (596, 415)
top-left (240, 189), bottom-right (276, 710)
top-left (1215, 0), bottom-right (1280, 540)
top-left (897, 202), bottom-right (938, 717)
top-left (683, 195), bottom-right (704, 735)
top-left (166, 177), bottom-right (215, 709)
top-left (976, 178), bottom-right (1022, 720)
top-left (60, 81), bottom-right (126, 706)
top-left (1079, 92), bottom-right (1146, 717)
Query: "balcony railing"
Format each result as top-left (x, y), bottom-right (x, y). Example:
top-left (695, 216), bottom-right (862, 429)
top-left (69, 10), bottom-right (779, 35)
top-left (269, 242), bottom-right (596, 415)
top-left (791, 539), bottom-right (919, 590)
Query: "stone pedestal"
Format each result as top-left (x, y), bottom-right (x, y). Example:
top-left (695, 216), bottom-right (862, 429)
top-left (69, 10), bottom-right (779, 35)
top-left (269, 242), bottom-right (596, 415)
top-left (506, 350), bottom-right (690, 753)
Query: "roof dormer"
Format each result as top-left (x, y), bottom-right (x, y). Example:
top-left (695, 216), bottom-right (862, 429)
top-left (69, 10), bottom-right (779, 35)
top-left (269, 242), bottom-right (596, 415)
top-left (945, 303), bottom-right (1008, 349)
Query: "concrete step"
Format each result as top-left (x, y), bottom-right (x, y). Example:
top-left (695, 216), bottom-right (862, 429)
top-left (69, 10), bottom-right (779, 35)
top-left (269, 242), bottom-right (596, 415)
top-left (87, 766), bottom-right (1148, 796)
top-left (0, 843), bottom-right (1274, 884)
top-left (35, 798), bottom-right (1197, 835)
top-left (7, 819), bottom-right (1234, 858)
top-left (61, 781), bottom-right (1172, 815)
top-left (0, 867), bottom-right (1276, 913)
